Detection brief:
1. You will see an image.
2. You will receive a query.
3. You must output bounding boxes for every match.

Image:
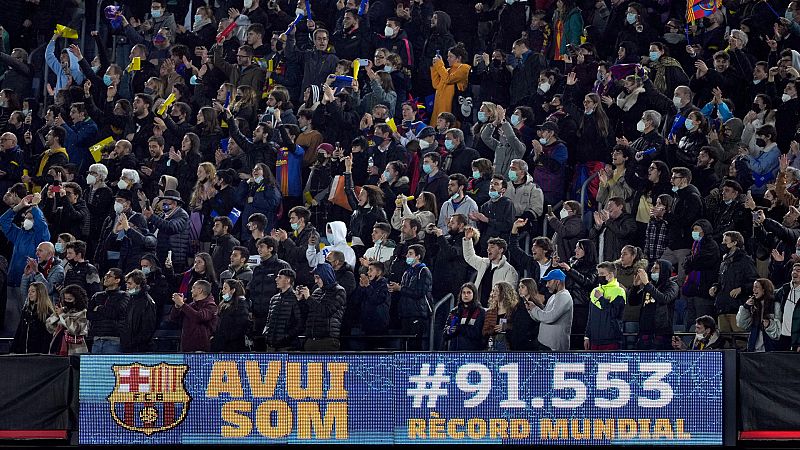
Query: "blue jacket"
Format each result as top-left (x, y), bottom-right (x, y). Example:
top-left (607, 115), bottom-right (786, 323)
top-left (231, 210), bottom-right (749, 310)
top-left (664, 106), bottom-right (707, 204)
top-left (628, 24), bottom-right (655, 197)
top-left (351, 277), bottom-right (391, 334)
top-left (0, 207), bottom-right (51, 287)
top-left (585, 278), bottom-right (626, 345)
top-left (45, 39), bottom-right (84, 91)
top-left (236, 180), bottom-right (281, 236)
top-left (63, 118), bottom-right (99, 172)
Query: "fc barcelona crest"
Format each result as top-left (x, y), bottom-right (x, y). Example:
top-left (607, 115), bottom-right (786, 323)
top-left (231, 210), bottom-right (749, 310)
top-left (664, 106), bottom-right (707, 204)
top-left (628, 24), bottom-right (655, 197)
top-left (107, 363), bottom-right (190, 435)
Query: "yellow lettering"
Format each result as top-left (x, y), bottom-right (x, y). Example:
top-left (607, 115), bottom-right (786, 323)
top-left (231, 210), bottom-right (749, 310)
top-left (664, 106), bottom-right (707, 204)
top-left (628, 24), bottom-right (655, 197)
top-left (255, 400), bottom-right (293, 439)
top-left (220, 401), bottom-right (252, 437)
top-left (509, 419), bottom-right (530, 439)
top-left (447, 419), bottom-right (465, 439)
top-left (206, 361), bottom-right (243, 398)
top-left (618, 419), bottom-right (637, 439)
top-left (571, 419), bottom-right (592, 439)
top-left (652, 419), bottom-right (673, 440)
top-left (489, 419), bottom-right (508, 439)
top-left (428, 412), bottom-right (446, 439)
top-left (287, 363), bottom-right (324, 399)
top-left (638, 419), bottom-right (652, 439)
top-left (245, 361), bottom-right (281, 398)
top-left (466, 419), bottom-right (486, 439)
top-left (408, 419), bottom-right (426, 439)
top-left (296, 402), bottom-right (348, 439)
top-left (540, 419), bottom-right (569, 440)
top-left (675, 419), bottom-right (692, 439)
top-left (593, 419), bottom-right (614, 440)
top-left (326, 363), bottom-right (349, 400)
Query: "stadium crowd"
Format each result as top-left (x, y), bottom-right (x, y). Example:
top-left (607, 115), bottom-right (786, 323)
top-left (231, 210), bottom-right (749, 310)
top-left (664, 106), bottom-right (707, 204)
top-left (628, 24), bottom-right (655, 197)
top-left (0, 0), bottom-right (799, 354)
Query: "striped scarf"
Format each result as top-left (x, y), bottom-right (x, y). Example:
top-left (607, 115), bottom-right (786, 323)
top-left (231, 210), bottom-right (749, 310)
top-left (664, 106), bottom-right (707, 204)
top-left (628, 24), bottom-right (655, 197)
top-left (277, 147), bottom-right (289, 195)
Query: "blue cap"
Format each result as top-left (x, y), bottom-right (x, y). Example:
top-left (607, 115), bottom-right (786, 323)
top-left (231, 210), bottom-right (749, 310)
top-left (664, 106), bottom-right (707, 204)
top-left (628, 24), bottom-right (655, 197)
top-left (541, 269), bottom-right (566, 282)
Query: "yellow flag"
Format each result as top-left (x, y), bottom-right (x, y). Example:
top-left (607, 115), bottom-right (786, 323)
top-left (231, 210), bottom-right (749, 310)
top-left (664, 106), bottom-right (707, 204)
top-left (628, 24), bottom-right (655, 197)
top-left (352, 59), bottom-right (360, 78)
top-left (55, 24), bottom-right (79, 40)
top-left (89, 137), bottom-right (114, 163)
top-left (126, 57), bottom-right (141, 72)
top-left (385, 117), bottom-right (397, 133)
top-left (156, 93), bottom-right (176, 116)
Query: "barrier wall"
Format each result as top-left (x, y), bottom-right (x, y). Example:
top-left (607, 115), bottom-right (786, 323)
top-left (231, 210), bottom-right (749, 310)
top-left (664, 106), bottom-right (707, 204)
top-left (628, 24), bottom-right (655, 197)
top-left (78, 352), bottom-right (733, 445)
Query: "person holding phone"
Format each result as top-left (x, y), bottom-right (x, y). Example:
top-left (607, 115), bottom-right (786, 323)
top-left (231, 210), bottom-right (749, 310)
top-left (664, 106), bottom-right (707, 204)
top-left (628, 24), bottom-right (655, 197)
top-left (169, 279), bottom-right (219, 352)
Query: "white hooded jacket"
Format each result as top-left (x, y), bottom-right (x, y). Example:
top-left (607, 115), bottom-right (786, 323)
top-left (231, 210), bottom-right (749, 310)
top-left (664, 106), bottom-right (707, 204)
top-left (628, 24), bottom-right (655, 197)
top-left (306, 221), bottom-right (357, 268)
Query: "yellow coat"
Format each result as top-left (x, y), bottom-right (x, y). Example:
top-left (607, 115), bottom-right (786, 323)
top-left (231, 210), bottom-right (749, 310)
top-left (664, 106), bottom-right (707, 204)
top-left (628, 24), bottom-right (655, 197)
top-left (429, 59), bottom-right (470, 125)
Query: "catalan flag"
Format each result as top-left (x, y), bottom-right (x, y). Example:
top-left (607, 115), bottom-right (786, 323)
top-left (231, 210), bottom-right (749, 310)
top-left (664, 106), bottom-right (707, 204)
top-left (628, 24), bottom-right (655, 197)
top-left (687, 0), bottom-right (722, 22)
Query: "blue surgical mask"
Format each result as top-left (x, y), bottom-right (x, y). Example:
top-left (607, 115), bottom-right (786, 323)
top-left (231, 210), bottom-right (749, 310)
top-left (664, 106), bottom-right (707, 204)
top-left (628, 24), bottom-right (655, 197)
top-left (651, 272), bottom-right (660, 282)
top-left (477, 111), bottom-right (488, 123)
top-left (422, 163), bottom-right (433, 174)
top-left (691, 231), bottom-right (702, 241)
top-left (507, 170), bottom-right (518, 182)
top-left (538, 137), bottom-right (548, 144)
top-left (584, 108), bottom-right (594, 115)
top-left (103, 74), bottom-right (113, 86)
top-left (326, 232), bottom-right (335, 243)
top-left (684, 118), bottom-right (695, 130)
top-left (787, 10), bottom-right (795, 20)
top-left (222, 293), bottom-right (232, 302)
top-left (190, 75), bottom-right (201, 85)
top-left (406, 257), bottom-right (416, 265)
top-left (444, 139), bottom-right (455, 150)
top-left (162, 203), bottom-right (171, 212)
top-left (649, 51), bottom-right (661, 62)
top-left (141, 266), bottom-right (151, 275)
top-left (254, 176), bottom-right (264, 184)
top-left (672, 186), bottom-right (679, 193)
top-left (451, 192), bottom-right (460, 201)
top-left (383, 170), bottom-right (392, 182)
top-left (151, 9), bottom-right (163, 18)
top-left (509, 114), bottom-right (521, 126)
top-left (596, 71), bottom-right (605, 82)
top-left (194, 14), bottom-right (203, 24)
top-left (472, 170), bottom-right (481, 179)
top-left (489, 190), bottom-right (500, 200)
top-left (626, 12), bottom-right (637, 24)
top-left (382, 65), bottom-right (394, 73)
top-left (375, 239), bottom-right (382, 245)
top-left (55, 242), bottom-right (64, 253)
top-left (291, 222), bottom-right (300, 231)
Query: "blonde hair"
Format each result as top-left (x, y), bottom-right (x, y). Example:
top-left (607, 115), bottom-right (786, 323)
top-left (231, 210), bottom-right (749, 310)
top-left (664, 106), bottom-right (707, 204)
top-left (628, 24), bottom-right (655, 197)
top-left (27, 282), bottom-right (54, 323)
top-left (190, 162), bottom-right (217, 209)
top-left (489, 281), bottom-right (518, 311)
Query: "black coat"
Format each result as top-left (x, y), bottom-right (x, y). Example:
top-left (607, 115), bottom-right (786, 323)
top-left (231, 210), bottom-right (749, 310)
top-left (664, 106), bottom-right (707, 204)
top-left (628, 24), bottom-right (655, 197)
top-left (120, 290), bottom-right (157, 352)
top-left (713, 248), bottom-right (758, 315)
top-left (565, 257), bottom-right (598, 307)
top-left (683, 221), bottom-right (721, 299)
top-left (304, 283), bottom-right (347, 339)
top-left (351, 277), bottom-right (391, 334)
top-left (665, 184), bottom-right (704, 250)
top-left (443, 302), bottom-right (486, 351)
top-left (345, 173), bottom-right (387, 248)
top-left (210, 297), bottom-right (251, 352)
top-left (445, 144), bottom-right (480, 179)
top-left (248, 255), bottom-right (291, 320)
top-left (11, 305), bottom-right (52, 354)
top-left (277, 225), bottom-right (319, 288)
top-left (426, 231), bottom-right (473, 299)
top-left (627, 260), bottom-right (678, 335)
top-left (264, 289), bottom-right (306, 349)
top-left (87, 289), bottom-right (129, 339)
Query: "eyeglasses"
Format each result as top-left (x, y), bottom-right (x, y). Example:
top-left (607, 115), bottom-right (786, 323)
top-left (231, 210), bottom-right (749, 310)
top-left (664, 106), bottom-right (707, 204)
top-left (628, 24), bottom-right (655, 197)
top-left (670, 175), bottom-right (685, 179)
top-left (236, 54), bottom-right (250, 58)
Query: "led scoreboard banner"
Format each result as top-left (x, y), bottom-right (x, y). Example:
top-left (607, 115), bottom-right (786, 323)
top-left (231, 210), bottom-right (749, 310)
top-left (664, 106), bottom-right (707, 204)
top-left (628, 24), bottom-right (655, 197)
top-left (80, 352), bottom-right (727, 445)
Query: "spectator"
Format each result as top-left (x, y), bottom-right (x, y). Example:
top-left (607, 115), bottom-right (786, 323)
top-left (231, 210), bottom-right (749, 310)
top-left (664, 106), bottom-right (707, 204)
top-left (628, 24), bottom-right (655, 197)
top-left (711, 231), bottom-right (758, 334)
top-left (169, 279), bottom-right (219, 352)
top-left (301, 262), bottom-right (347, 351)
top-left (737, 278), bottom-right (781, 352)
top-left (219, 246), bottom-right (254, 287)
top-left (63, 240), bottom-right (101, 300)
top-left (211, 279), bottom-right (252, 352)
top-left (425, 214), bottom-right (472, 300)
top-left (463, 227), bottom-right (519, 307)
top-left (505, 159), bottom-right (544, 225)
top-left (210, 216), bottom-right (240, 277)
top-left (264, 268), bottom-right (306, 351)
top-left (775, 263), bottom-right (800, 350)
top-left (628, 259), bottom-right (679, 349)
top-left (361, 223), bottom-right (395, 263)
top-left (443, 282), bottom-right (486, 350)
top-left (584, 261), bottom-right (626, 350)
top-left (429, 43), bottom-right (470, 124)
top-left (388, 243), bottom-right (432, 348)
top-left (683, 219), bottom-right (722, 329)
top-left (392, 192), bottom-right (438, 239)
top-left (351, 261), bottom-right (392, 348)
top-left (121, 269), bottom-right (157, 353)
top-left (11, 282), bottom-right (54, 354)
top-left (275, 206), bottom-right (319, 288)
top-left (672, 315), bottom-right (723, 350)
top-left (21, 242), bottom-right (65, 304)
top-left (526, 269), bottom-right (573, 351)
top-left (663, 166), bottom-right (704, 283)
top-left (557, 239), bottom-right (598, 349)
top-left (546, 200), bottom-right (587, 261)
top-left (46, 285), bottom-right (89, 355)
top-left (482, 281), bottom-right (518, 351)
top-left (143, 190), bottom-right (190, 273)
top-left (249, 236), bottom-right (291, 348)
top-left (416, 152), bottom-right (449, 208)
top-left (589, 197), bottom-right (637, 262)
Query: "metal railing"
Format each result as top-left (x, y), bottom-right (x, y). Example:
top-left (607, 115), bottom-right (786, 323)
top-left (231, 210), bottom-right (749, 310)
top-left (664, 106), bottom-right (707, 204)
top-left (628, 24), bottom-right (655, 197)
top-left (580, 172), bottom-right (599, 210)
top-left (429, 293), bottom-right (455, 351)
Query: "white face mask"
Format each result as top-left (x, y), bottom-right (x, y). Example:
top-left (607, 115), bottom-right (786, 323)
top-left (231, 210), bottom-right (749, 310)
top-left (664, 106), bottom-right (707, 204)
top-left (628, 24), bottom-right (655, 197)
top-left (636, 120), bottom-right (646, 132)
top-left (783, 93), bottom-right (793, 103)
top-left (295, 8), bottom-right (306, 17)
top-left (23, 219), bottom-right (34, 230)
top-left (559, 208), bottom-right (569, 219)
top-left (117, 180), bottom-right (128, 189)
top-left (244, 0), bottom-right (253, 7)
top-left (419, 139), bottom-right (431, 150)
top-left (672, 96), bottom-right (682, 108)
top-left (114, 202), bottom-right (125, 214)
top-left (384, 26), bottom-right (395, 37)
top-left (538, 82), bottom-right (551, 93)
top-left (86, 174), bottom-right (96, 185)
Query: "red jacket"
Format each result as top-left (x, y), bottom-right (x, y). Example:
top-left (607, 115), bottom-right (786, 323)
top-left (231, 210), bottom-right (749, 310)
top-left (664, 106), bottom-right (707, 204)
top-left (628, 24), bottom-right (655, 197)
top-left (169, 295), bottom-right (219, 352)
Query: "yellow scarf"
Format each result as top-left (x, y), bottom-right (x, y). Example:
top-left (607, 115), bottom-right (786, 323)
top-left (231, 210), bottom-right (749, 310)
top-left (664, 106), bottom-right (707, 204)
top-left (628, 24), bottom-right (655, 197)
top-left (37, 147), bottom-right (69, 176)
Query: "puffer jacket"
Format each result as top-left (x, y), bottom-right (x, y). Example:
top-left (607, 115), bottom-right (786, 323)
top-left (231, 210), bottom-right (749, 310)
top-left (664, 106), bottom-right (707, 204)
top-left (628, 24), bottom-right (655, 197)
top-left (168, 294), bottom-right (218, 352)
top-left (63, 261), bottom-right (102, 300)
top-left (682, 219), bottom-right (721, 299)
top-left (585, 278), bottom-right (626, 345)
top-left (277, 225), bottom-right (319, 288)
top-left (350, 277), bottom-right (391, 334)
top-left (304, 283), bottom-right (347, 339)
top-left (713, 248), bottom-right (758, 315)
top-left (248, 255), bottom-right (291, 320)
top-left (86, 289), bottom-right (130, 339)
top-left (398, 263), bottom-right (433, 320)
top-left (627, 259), bottom-right (678, 336)
top-left (668, 129), bottom-right (708, 168)
top-left (264, 289), bottom-right (306, 349)
top-left (148, 207), bottom-right (191, 272)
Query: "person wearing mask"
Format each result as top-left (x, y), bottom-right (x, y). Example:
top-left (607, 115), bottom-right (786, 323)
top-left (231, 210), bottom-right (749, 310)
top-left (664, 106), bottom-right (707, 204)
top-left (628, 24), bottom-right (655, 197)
top-left (361, 223), bottom-right (396, 263)
top-left (424, 214), bottom-right (471, 301)
top-left (42, 180), bottom-right (90, 242)
top-left (480, 105), bottom-right (529, 177)
top-left (85, 163), bottom-right (114, 251)
top-left (351, 261), bottom-right (392, 350)
top-left (324, 251), bottom-right (357, 298)
top-left (711, 231), bottom-right (758, 334)
top-left (471, 175), bottom-right (515, 250)
top-left (63, 240), bottom-right (101, 300)
top-left (443, 282), bottom-right (486, 350)
top-left (590, 197), bottom-right (637, 262)
top-left (596, 146), bottom-right (634, 211)
top-left (274, 206), bottom-right (319, 288)
top-left (415, 152), bottom-right (449, 208)
top-left (169, 280), bottom-right (218, 352)
top-left (299, 263), bottom-right (347, 351)
top-left (556, 239), bottom-right (598, 349)
top-left (388, 244), bottom-right (432, 349)
top-left (508, 39), bottom-right (547, 109)
top-left (584, 261), bottom-right (626, 350)
top-left (708, 180), bottom-right (751, 244)
top-left (442, 128), bottom-right (479, 179)
top-left (774, 263), bottom-right (800, 350)
top-left (344, 157), bottom-right (387, 250)
top-left (628, 260), bottom-right (678, 349)
top-left (46, 285), bottom-right (89, 355)
top-left (682, 219), bottom-right (722, 330)
top-left (437, 174), bottom-right (478, 233)
top-left (741, 124), bottom-right (780, 196)
top-left (526, 269), bottom-right (573, 351)
top-left (119, 269), bottom-right (157, 353)
top-left (306, 221), bottom-right (356, 269)
top-left (210, 217), bottom-right (241, 278)
top-left (773, 79), bottom-right (799, 154)
top-left (11, 282), bottom-right (55, 354)
top-left (662, 86), bottom-right (698, 142)
top-left (737, 278), bottom-right (781, 352)
top-left (94, 190), bottom-right (150, 273)
top-left (505, 159), bottom-right (544, 228)
top-left (662, 167), bottom-right (704, 284)
top-left (263, 268), bottom-right (305, 351)
top-left (143, 190), bottom-right (190, 273)
top-left (463, 227), bottom-right (519, 307)
top-left (645, 42), bottom-right (690, 96)
top-left (211, 279), bottom-right (252, 352)
top-left (546, 200), bottom-right (587, 261)
top-left (219, 246), bottom-right (254, 287)
top-left (672, 315), bottom-right (723, 350)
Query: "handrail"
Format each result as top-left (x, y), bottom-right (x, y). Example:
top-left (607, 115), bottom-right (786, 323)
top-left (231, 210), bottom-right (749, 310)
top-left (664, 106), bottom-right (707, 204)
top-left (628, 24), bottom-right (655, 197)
top-left (580, 172), bottom-right (599, 209)
top-left (429, 293), bottom-right (455, 351)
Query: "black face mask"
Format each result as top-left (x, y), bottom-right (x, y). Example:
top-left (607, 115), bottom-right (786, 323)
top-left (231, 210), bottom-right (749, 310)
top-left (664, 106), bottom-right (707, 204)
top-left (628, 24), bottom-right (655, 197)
top-left (751, 103), bottom-right (761, 113)
top-left (597, 275), bottom-right (608, 285)
top-left (275, 41), bottom-right (284, 52)
top-left (756, 138), bottom-right (767, 147)
top-left (492, 59), bottom-right (503, 67)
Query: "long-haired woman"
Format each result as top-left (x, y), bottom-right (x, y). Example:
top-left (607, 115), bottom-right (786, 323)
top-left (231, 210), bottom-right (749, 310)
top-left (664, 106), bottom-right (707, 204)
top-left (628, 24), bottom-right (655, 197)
top-left (11, 282), bottom-right (55, 354)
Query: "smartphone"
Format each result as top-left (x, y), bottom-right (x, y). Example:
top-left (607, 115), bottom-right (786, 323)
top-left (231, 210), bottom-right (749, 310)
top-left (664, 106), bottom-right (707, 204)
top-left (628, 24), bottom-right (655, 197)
top-left (50, 185), bottom-right (62, 193)
top-left (357, 58), bottom-right (370, 67)
top-left (547, 204), bottom-right (553, 215)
